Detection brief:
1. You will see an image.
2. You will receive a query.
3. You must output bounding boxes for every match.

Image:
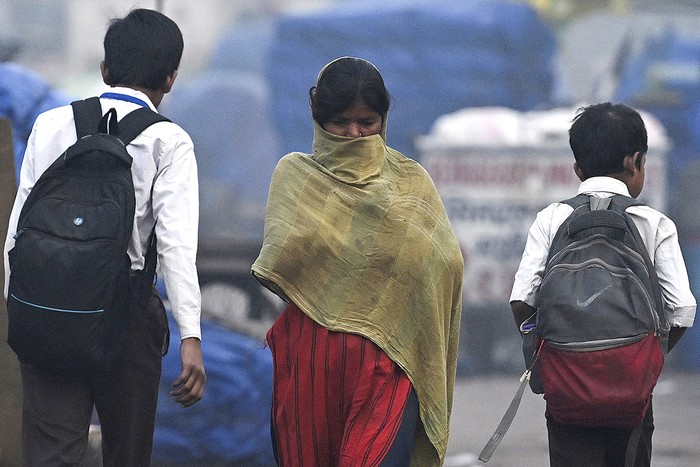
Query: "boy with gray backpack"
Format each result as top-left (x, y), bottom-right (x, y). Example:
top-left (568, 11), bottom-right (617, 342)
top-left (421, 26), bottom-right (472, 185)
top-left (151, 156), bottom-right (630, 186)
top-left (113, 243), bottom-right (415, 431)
top-left (509, 103), bottom-right (696, 466)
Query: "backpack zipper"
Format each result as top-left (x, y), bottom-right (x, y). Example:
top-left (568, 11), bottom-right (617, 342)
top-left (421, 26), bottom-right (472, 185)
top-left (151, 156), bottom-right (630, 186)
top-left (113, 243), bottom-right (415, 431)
top-left (547, 332), bottom-right (648, 352)
top-left (547, 236), bottom-right (648, 273)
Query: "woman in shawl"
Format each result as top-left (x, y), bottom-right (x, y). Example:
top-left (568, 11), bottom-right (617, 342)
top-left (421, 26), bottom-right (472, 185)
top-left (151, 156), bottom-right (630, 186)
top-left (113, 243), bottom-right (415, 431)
top-left (252, 57), bottom-right (464, 466)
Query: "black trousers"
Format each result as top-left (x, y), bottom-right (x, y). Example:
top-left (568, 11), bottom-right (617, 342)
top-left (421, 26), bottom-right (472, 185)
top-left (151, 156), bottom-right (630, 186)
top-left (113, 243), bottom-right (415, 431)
top-left (546, 400), bottom-right (654, 467)
top-left (20, 287), bottom-right (169, 467)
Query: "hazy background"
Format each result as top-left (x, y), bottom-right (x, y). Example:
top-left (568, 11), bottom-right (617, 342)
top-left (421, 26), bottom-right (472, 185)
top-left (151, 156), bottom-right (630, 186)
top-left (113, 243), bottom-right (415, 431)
top-left (2, 0), bottom-right (700, 465)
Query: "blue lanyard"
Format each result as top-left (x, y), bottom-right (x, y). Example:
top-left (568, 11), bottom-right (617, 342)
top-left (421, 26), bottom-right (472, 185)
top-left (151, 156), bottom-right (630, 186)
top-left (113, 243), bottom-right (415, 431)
top-left (100, 92), bottom-right (151, 109)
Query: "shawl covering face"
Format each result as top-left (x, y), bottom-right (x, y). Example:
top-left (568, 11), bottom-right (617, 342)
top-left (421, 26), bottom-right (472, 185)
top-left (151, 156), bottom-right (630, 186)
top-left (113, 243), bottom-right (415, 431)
top-left (252, 123), bottom-right (464, 465)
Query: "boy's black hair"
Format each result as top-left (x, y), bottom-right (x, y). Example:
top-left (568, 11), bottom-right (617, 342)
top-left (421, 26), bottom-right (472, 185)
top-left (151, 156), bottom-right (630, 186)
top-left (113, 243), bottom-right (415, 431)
top-left (309, 57), bottom-right (391, 126)
top-left (103, 8), bottom-right (183, 90)
top-left (569, 102), bottom-right (648, 178)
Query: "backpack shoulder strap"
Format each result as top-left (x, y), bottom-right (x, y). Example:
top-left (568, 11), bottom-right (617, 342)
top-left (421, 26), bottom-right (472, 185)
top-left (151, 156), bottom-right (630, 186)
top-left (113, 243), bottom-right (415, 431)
top-left (609, 194), bottom-right (644, 211)
top-left (560, 194), bottom-right (589, 210)
top-left (608, 195), bottom-right (650, 254)
top-left (478, 366), bottom-right (536, 462)
top-left (117, 107), bottom-right (171, 146)
top-left (114, 108), bottom-right (170, 306)
top-left (71, 97), bottom-right (103, 138)
top-left (545, 194), bottom-right (590, 264)
top-left (609, 195), bottom-right (666, 330)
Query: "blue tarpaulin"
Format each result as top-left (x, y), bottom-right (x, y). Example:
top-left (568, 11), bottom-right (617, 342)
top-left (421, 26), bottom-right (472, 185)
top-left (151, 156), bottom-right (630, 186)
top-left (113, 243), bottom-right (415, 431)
top-left (157, 0), bottom-right (557, 242)
top-left (614, 28), bottom-right (700, 182)
top-left (161, 70), bottom-right (280, 241)
top-left (0, 62), bottom-right (70, 179)
top-left (264, 0), bottom-right (556, 159)
top-left (153, 314), bottom-right (275, 466)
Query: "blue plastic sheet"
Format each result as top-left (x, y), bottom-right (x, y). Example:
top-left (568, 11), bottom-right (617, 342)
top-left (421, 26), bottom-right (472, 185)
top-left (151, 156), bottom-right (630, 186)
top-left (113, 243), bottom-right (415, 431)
top-left (614, 29), bottom-right (700, 181)
top-left (675, 244), bottom-right (700, 371)
top-left (161, 71), bottom-right (280, 241)
top-left (264, 0), bottom-right (556, 159)
top-left (0, 62), bottom-right (70, 179)
top-left (153, 314), bottom-right (275, 466)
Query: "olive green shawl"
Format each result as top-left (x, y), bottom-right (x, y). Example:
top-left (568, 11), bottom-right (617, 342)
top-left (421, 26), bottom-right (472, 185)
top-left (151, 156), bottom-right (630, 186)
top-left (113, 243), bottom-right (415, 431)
top-left (252, 123), bottom-right (463, 465)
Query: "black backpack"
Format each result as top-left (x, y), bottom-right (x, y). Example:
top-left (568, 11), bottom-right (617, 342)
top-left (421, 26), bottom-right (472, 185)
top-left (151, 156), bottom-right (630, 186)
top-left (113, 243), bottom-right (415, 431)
top-left (7, 97), bottom-right (169, 375)
top-left (531, 194), bottom-right (669, 427)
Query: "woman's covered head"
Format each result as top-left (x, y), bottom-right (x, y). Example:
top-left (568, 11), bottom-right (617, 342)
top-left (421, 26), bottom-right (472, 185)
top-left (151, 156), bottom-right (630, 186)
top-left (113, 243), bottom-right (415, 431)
top-left (309, 57), bottom-right (391, 131)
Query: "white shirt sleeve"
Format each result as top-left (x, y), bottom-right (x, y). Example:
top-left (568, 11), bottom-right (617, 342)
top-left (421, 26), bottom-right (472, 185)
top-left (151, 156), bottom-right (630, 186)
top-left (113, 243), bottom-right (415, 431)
top-left (150, 127), bottom-right (202, 340)
top-left (651, 214), bottom-right (697, 327)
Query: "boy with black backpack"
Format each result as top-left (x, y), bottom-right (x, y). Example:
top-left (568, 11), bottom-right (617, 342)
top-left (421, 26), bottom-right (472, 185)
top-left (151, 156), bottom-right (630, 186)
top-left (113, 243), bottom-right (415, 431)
top-left (3, 9), bottom-right (205, 466)
top-left (509, 103), bottom-right (696, 467)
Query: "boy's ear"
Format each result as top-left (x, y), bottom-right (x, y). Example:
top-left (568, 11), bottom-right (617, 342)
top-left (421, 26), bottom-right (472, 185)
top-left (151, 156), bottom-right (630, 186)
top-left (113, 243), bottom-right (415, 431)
top-left (623, 152), bottom-right (641, 173)
top-left (100, 61), bottom-right (112, 85)
top-left (161, 70), bottom-right (178, 94)
top-left (573, 162), bottom-right (586, 181)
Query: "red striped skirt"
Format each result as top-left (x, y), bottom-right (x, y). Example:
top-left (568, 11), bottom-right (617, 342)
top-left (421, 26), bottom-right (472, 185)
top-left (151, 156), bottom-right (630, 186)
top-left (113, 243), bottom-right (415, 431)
top-left (266, 302), bottom-right (412, 467)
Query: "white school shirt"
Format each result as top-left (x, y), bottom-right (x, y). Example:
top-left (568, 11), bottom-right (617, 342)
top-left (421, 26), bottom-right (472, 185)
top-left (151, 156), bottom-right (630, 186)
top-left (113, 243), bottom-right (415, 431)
top-left (510, 176), bottom-right (696, 328)
top-left (3, 87), bottom-right (202, 340)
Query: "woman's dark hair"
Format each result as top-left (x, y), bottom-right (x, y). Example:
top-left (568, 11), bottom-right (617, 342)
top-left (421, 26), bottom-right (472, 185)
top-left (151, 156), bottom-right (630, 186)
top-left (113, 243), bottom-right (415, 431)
top-left (569, 102), bottom-right (648, 178)
top-left (103, 8), bottom-right (183, 90)
top-left (309, 57), bottom-right (391, 126)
